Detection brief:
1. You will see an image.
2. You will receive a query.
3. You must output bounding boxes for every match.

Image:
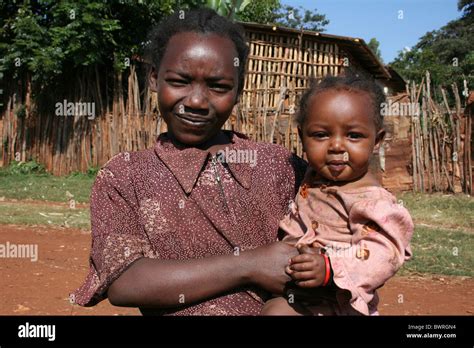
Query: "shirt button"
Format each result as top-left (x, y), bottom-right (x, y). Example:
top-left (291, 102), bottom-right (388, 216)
top-left (356, 246), bottom-right (370, 260)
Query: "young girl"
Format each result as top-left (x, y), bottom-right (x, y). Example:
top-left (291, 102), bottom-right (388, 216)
top-left (261, 74), bottom-right (414, 316)
top-left (72, 8), bottom-right (307, 315)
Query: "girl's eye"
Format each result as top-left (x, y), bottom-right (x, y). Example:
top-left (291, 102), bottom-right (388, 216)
top-left (209, 84), bottom-right (232, 92)
top-left (348, 132), bottom-right (364, 139)
top-left (166, 79), bottom-right (188, 87)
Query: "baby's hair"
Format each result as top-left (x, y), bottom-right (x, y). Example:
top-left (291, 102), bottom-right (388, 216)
top-left (146, 8), bottom-right (249, 95)
top-left (296, 73), bottom-right (386, 131)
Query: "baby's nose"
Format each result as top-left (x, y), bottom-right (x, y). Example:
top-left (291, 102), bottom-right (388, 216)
top-left (329, 136), bottom-right (345, 152)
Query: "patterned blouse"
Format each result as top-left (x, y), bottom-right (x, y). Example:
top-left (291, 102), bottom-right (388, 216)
top-left (72, 131), bottom-right (307, 315)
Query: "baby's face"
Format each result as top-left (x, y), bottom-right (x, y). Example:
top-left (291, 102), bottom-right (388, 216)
top-left (153, 32), bottom-right (239, 146)
top-left (300, 88), bottom-right (383, 183)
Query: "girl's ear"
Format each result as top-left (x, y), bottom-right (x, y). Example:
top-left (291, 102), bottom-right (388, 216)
top-left (374, 129), bottom-right (386, 150)
top-left (149, 67), bottom-right (159, 93)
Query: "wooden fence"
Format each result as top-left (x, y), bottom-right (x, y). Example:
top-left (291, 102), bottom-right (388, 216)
top-left (0, 28), bottom-right (345, 175)
top-left (0, 27), bottom-right (471, 194)
top-left (407, 72), bottom-right (472, 194)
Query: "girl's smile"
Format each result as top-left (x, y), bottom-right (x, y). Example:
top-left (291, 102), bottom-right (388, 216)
top-left (150, 32), bottom-right (240, 147)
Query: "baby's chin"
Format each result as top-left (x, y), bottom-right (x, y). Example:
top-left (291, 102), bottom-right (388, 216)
top-left (318, 168), bottom-right (356, 184)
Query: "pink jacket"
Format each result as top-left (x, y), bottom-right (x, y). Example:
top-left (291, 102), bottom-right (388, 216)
top-left (280, 181), bottom-right (413, 315)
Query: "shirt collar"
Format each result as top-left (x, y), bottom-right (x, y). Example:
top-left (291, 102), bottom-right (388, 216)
top-left (154, 131), bottom-right (254, 194)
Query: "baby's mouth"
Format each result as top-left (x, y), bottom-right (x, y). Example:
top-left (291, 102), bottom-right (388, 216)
top-left (327, 160), bottom-right (348, 173)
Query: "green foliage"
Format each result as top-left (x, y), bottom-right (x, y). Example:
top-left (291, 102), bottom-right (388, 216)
top-left (458, 0), bottom-right (474, 15)
top-left (0, 168), bottom-right (94, 203)
top-left (274, 5), bottom-right (329, 32)
top-left (67, 166), bottom-right (99, 178)
top-left (396, 192), bottom-right (474, 276)
top-left (207, 0), bottom-right (329, 31)
top-left (391, 0), bottom-right (473, 95)
top-left (0, 0), bottom-right (198, 87)
top-left (1, 160), bottom-right (47, 175)
top-left (206, 0), bottom-right (250, 19)
top-left (86, 166), bottom-right (100, 177)
top-left (398, 192), bottom-right (474, 230)
top-left (399, 226), bottom-right (473, 277)
top-left (367, 38), bottom-right (383, 63)
top-left (0, 202), bottom-right (91, 230)
top-left (0, 0), bottom-right (329, 88)
top-left (237, 0), bottom-right (280, 24)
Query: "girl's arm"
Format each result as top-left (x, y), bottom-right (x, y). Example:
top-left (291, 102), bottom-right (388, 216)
top-left (108, 241), bottom-right (298, 308)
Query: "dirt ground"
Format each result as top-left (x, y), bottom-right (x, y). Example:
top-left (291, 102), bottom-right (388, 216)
top-left (1, 223), bottom-right (473, 316)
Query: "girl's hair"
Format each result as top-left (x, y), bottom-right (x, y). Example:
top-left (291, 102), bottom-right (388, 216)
top-left (296, 73), bottom-right (386, 131)
top-left (146, 8), bottom-right (249, 95)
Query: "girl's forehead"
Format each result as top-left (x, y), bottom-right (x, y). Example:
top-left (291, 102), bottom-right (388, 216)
top-left (168, 32), bottom-right (236, 55)
top-left (160, 32), bottom-right (237, 74)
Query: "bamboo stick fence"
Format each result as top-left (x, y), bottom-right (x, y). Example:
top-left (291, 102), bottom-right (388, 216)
top-left (407, 72), bottom-right (472, 194)
top-left (1, 26), bottom-right (471, 195)
top-left (228, 30), bottom-right (343, 155)
top-left (1, 27), bottom-right (345, 175)
top-left (1, 65), bottom-right (164, 175)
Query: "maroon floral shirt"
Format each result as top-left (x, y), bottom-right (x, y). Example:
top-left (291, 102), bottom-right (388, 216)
top-left (72, 131), bottom-right (306, 315)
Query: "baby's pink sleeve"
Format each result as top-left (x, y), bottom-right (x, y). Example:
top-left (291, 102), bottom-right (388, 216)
top-left (329, 198), bottom-right (414, 315)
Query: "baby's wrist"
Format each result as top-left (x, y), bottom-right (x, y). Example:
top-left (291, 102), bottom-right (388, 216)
top-left (321, 253), bottom-right (332, 287)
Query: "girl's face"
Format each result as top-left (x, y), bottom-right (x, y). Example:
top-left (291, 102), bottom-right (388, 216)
top-left (300, 89), bottom-right (384, 183)
top-left (151, 32), bottom-right (239, 146)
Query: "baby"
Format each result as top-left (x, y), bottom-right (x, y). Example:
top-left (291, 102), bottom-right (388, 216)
top-left (262, 74), bottom-right (414, 315)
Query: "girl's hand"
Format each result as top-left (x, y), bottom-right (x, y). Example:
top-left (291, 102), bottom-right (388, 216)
top-left (286, 244), bottom-right (326, 288)
top-left (247, 241), bottom-right (299, 295)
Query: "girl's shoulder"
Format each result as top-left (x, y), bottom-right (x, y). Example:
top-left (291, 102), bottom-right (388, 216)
top-left (230, 131), bottom-right (307, 170)
top-left (231, 131), bottom-right (293, 156)
top-left (97, 147), bottom-right (158, 182)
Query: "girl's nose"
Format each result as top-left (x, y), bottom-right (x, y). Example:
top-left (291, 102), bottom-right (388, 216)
top-left (185, 84), bottom-right (209, 111)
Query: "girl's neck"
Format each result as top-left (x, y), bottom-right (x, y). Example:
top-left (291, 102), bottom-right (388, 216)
top-left (169, 131), bottom-right (231, 154)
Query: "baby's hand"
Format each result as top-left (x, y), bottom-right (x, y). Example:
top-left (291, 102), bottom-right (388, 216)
top-left (286, 244), bottom-right (327, 288)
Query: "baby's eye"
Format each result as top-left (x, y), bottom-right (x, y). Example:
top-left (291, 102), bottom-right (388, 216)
top-left (311, 132), bottom-right (328, 139)
top-left (348, 132), bottom-right (364, 139)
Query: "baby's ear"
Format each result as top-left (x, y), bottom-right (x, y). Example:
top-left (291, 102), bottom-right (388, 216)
top-left (149, 67), bottom-right (159, 92)
top-left (297, 127), bottom-right (305, 152)
top-left (374, 129), bottom-right (386, 149)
